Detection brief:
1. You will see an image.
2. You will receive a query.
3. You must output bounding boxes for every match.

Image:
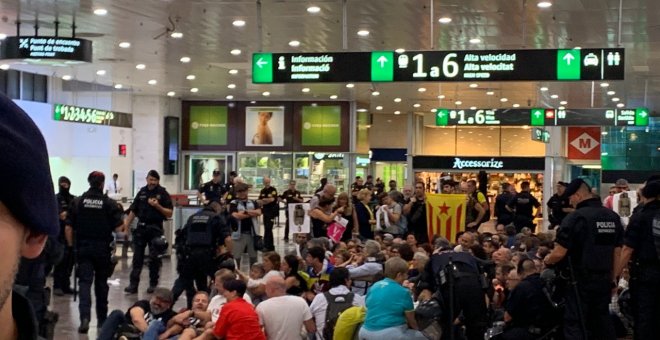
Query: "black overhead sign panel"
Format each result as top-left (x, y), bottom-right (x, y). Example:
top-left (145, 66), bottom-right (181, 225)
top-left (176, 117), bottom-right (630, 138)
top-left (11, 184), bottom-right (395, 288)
top-left (0, 36), bottom-right (93, 63)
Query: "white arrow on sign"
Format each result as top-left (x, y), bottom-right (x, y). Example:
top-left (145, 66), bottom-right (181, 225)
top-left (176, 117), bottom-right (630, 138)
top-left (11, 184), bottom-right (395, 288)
top-left (639, 110), bottom-right (648, 118)
top-left (256, 57), bottom-right (268, 68)
top-left (563, 53), bottom-right (575, 65)
top-left (534, 110), bottom-right (542, 118)
top-left (377, 56), bottom-right (388, 67)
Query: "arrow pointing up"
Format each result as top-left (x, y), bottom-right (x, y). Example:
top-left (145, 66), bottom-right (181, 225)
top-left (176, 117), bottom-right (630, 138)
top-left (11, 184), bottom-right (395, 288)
top-left (563, 53), bottom-right (575, 65)
top-left (377, 56), bottom-right (388, 67)
top-left (256, 57), bottom-right (268, 68)
top-left (534, 110), bottom-right (542, 118)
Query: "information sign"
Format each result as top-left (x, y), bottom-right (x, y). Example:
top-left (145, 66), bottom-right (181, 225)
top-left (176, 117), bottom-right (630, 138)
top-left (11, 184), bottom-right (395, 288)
top-left (1, 36), bottom-right (92, 63)
top-left (53, 104), bottom-right (132, 128)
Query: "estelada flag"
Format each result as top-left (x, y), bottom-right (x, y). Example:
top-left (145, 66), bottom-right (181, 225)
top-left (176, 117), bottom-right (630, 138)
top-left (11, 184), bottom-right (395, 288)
top-left (426, 194), bottom-right (467, 243)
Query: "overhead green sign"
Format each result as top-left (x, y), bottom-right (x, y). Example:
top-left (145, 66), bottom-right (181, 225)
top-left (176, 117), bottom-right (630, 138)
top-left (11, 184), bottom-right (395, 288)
top-left (188, 106), bottom-right (228, 146)
top-left (531, 127), bottom-right (550, 143)
top-left (252, 53), bottom-right (273, 83)
top-left (635, 107), bottom-right (649, 126)
top-left (435, 109), bottom-right (449, 126)
top-left (531, 108), bottom-right (545, 126)
top-left (53, 103), bottom-right (132, 128)
top-left (371, 51), bottom-right (394, 82)
top-left (301, 106), bottom-right (341, 146)
top-left (557, 49), bottom-right (581, 80)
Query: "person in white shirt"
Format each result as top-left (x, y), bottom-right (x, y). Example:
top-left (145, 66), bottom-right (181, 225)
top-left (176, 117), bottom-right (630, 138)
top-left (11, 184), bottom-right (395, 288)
top-left (310, 267), bottom-right (365, 339)
top-left (104, 173), bottom-right (122, 195)
top-left (256, 276), bottom-right (316, 340)
top-left (201, 269), bottom-right (252, 325)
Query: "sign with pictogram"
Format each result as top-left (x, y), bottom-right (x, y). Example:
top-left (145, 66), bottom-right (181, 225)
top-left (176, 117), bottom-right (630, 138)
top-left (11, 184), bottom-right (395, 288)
top-left (567, 127), bottom-right (601, 160)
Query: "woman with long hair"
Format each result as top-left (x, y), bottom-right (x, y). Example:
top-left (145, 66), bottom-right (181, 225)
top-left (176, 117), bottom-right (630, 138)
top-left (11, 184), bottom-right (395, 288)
top-left (334, 192), bottom-right (356, 242)
top-left (354, 188), bottom-right (376, 240)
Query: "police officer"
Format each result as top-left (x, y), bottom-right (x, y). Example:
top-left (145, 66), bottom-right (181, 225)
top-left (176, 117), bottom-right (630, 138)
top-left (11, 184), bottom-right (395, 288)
top-left (123, 170), bottom-right (173, 294)
top-left (258, 177), bottom-right (278, 252)
top-left (222, 171), bottom-right (238, 203)
top-left (53, 176), bottom-right (75, 296)
top-left (614, 179), bottom-right (660, 339)
top-left (280, 180), bottom-right (303, 243)
top-left (506, 181), bottom-right (542, 233)
top-left (544, 178), bottom-right (623, 340)
top-left (197, 169), bottom-right (225, 205)
top-left (547, 181), bottom-right (574, 230)
top-left (172, 201), bottom-right (230, 309)
top-left (65, 171), bottom-right (124, 333)
top-left (417, 237), bottom-right (488, 340)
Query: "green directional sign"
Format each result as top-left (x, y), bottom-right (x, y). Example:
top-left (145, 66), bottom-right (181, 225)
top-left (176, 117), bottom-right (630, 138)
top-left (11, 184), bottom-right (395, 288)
top-left (557, 49), bottom-right (581, 80)
top-left (371, 51), bottom-right (394, 82)
top-left (435, 109), bottom-right (449, 126)
top-left (635, 107), bottom-right (649, 126)
top-left (531, 108), bottom-right (545, 126)
top-left (252, 53), bottom-right (273, 83)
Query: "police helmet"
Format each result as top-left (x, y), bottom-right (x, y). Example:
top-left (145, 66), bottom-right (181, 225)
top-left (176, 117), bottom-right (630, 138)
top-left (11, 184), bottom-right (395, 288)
top-left (150, 236), bottom-right (169, 257)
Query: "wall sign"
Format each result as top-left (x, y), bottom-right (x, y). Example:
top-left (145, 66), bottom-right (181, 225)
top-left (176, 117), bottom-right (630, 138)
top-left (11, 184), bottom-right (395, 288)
top-left (531, 128), bottom-right (550, 143)
top-left (567, 127), bottom-right (601, 160)
top-left (313, 153), bottom-right (345, 160)
top-left (188, 106), bottom-right (228, 146)
top-left (413, 156), bottom-right (545, 171)
top-left (301, 105), bottom-right (341, 146)
top-left (0, 36), bottom-right (93, 63)
top-left (53, 104), bottom-right (132, 128)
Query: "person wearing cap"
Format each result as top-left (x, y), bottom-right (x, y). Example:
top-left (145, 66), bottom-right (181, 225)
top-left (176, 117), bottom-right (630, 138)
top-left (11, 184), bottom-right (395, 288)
top-left (197, 169), bottom-right (225, 205)
top-left (604, 178), bottom-right (630, 210)
top-left (53, 176), bottom-right (76, 296)
top-left (614, 178), bottom-right (660, 339)
top-left (544, 178), bottom-right (623, 340)
top-left (222, 171), bottom-right (238, 203)
top-left (65, 171), bottom-right (125, 333)
top-left (547, 181), bottom-right (574, 230)
top-left (280, 180), bottom-right (303, 243)
top-left (0, 93), bottom-right (61, 339)
top-left (97, 287), bottom-right (176, 340)
top-left (258, 177), bottom-right (278, 252)
top-left (123, 170), bottom-right (174, 294)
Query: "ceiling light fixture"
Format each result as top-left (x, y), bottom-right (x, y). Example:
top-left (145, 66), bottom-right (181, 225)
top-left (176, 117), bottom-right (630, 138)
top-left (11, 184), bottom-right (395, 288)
top-left (226, 95), bottom-right (234, 100)
top-left (550, 94), bottom-right (559, 99)
top-left (228, 69), bottom-right (238, 75)
top-left (93, 8), bottom-right (108, 16)
top-left (180, 56), bottom-right (191, 63)
top-left (394, 111), bottom-right (401, 115)
top-left (376, 106), bottom-right (383, 110)
top-left (617, 103), bottom-right (625, 108)
top-left (167, 91), bottom-right (176, 97)
top-left (418, 87), bottom-right (427, 92)
top-left (607, 90), bottom-right (615, 96)
top-left (394, 97), bottom-right (402, 102)
top-left (191, 88), bottom-right (199, 93)
top-left (413, 103), bottom-right (421, 108)
top-left (307, 6), bottom-right (321, 14)
top-left (560, 100), bottom-right (568, 105)
top-left (0, 64), bottom-right (9, 71)
top-left (0, 34), bottom-right (7, 40)
top-left (230, 49), bottom-right (242, 55)
top-left (136, 64), bottom-right (146, 70)
top-left (186, 75), bottom-right (196, 80)
top-left (513, 103), bottom-right (520, 108)
top-left (170, 31), bottom-right (183, 39)
top-left (346, 83), bottom-right (355, 88)
top-left (330, 95), bottom-right (338, 99)
top-left (500, 97), bottom-right (508, 102)
top-left (262, 91), bottom-right (270, 96)
top-left (118, 42), bottom-right (131, 48)
top-left (61, 74), bottom-right (72, 80)
top-left (114, 84), bottom-right (123, 89)
top-left (537, 1), bottom-right (552, 8)
top-left (470, 106), bottom-right (477, 110)
top-left (302, 88), bottom-right (310, 93)
top-left (540, 87), bottom-right (549, 91)
top-left (148, 79), bottom-right (157, 85)
top-left (612, 97), bottom-right (620, 102)
top-left (288, 40), bottom-right (300, 47)
top-left (558, 106), bottom-right (565, 110)
top-left (573, 46), bottom-right (582, 50)
top-left (96, 70), bottom-right (106, 76)
top-left (372, 91), bottom-right (380, 96)
top-left (600, 82), bottom-right (610, 87)
top-left (437, 95), bottom-right (445, 99)
top-left (455, 100), bottom-right (463, 105)
top-left (395, 48), bottom-right (405, 53)
top-left (357, 30), bottom-right (370, 37)
top-left (469, 83), bottom-right (478, 88)
top-left (232, 20), bottom-right (246, 27)
top-left (431, 108), bottom-right (437, 112)
top-left (469, 38), bottom-right (481, 44)
top-left (438, 17), bottom-right (452, 24)
top-left (227, 84), bottom-right (236, 89)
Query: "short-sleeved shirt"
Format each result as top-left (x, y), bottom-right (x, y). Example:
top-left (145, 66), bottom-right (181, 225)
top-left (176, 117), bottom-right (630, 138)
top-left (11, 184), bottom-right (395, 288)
top-left (126, 300), bottom-right (177, 327)
top-left (362, 278), bottom-right (414, 331)
top-left (213, 298), bottom-right (265, 340)
top-left (258, 186), bottom-right (279, 217)
top-left (624, 200), bottom-right (660, 263)
top-left (199, 180), bottom-right (225, 203)
top-left (281, 189), bottom-right (303, 205)
top-left (129, 185), bottom-right (173, 225)
top-left (256, 295), bottom-right (312, 340)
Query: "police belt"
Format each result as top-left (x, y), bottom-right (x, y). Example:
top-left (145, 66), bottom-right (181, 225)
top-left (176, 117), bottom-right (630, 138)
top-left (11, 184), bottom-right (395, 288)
top-left (137, 221), bottom-right (163, 229)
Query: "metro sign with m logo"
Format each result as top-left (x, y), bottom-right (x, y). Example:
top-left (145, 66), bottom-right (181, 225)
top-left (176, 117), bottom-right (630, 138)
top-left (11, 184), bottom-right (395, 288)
top-left (568, 127), bottom-right (601, 160)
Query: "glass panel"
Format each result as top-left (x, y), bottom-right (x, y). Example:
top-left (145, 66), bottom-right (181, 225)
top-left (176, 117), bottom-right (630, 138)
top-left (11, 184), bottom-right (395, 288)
top-left (183, 154), bottom-right (229, 190)
top-left (500, 127), bottom-right (545, 156)
top-left (423, 126), bottom-right (456, 155)
top-left (295, 153), bottom-right (348, 195)
top-left (456, 127), bottom-right (501, 156)
top-left (237, 152), bottom-right (293, 194)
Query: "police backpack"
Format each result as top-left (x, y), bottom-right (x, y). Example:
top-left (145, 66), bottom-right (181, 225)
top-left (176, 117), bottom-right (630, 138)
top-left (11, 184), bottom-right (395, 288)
top-left (186, 213), bottom-right (215, 248)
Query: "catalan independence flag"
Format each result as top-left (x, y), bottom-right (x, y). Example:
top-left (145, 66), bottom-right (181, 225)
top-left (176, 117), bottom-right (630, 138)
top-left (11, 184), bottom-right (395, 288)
top-left (426, 194), bottom-right (467, 243)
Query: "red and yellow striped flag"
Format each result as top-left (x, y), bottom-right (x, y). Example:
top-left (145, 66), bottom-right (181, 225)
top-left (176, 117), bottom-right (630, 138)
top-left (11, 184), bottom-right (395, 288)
top-left (426, 194), bottom-right (467, 243)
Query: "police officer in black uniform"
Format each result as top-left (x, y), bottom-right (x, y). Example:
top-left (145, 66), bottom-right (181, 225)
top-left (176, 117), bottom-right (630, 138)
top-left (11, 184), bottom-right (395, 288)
top-left (258, 177), bottom-right (278, 252)
top-left (614, 179), bottom-right (660, 339)
top-left (547, 181), bottom-right (574, 230)
top-left (280, 180), bottom-right (303, 243)
top-left (417, 237), bottom-right (488, 340)
top-left (123, 170), bottom-right (173, 294)
top-left (222, 171), bottom-right (238, 203)
top-left (506, 181), bottom-right (542, 233)
top-left (172, 201), bottom-right (230, 309)
top-left (197, 169), bottom-right (225, 205)
top-left (53, 176), bottom-right (75, 295)
top-left (544, 178), bottom-right (623, 340)
top-left (66, 171), bottom-right (124, 333)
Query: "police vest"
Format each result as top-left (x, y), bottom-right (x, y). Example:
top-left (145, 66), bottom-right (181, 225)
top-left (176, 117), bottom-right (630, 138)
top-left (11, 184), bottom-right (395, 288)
top-left (650, 209), bottom-right (660, 262)
top-left (74, 190), bottom-right (114, 243)
top-left (186, 209), bottom-right (216, 248)
top-left (573, 206), bottom-right (620, 273)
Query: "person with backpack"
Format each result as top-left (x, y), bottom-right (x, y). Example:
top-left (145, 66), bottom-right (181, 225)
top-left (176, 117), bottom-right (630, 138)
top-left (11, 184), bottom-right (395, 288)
top-left (310, 267), bottom-right (365, 340)
top-left (172, 201), bottom-right (230, 309)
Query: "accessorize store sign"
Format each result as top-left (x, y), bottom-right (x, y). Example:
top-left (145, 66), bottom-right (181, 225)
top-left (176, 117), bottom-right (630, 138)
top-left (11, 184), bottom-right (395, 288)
top-left (188, 106), bottom-right (228, 146)
top-left (413, 156), bottom-right (545, 171)
top-left (301, 105), bottom-right (341, 146)
top-left (53, 104), bottom-right (132, 128)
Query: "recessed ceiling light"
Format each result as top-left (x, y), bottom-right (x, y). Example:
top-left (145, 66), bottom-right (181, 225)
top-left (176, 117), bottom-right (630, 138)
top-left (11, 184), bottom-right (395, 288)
top-left (437, 95), bottom-right (445, 99)
top-left (186, 75), bottom-right (196, 80)
top-left (537, 1), bottom-right (552, 8)
top-left (0, 34), bottom-right (7, 40)
top-left (230, 49), bottom-right (242, 56)
top-left (226, 95), bottom-right (234, 100)
top-left (330, 95), bottom-right (338, 99)
top-left (307, 5), bottom-right (321, 14)
top-left (394, 97), bottom-right (402, 102)
top-left (227, 84), bottom-right (236, 89)
top-left (232, 19), bottom-right (246, 27)
top-left (600, 82), bottom-right (610, 88)
top-left (469, 38), bottom-right (481, 44)
top-left (0, 64), bottom-right (9, 71)
top-left (170, 31), bottom-right (183, 39)
top-left (148, 79), bottom-right (157, 85)
top-left (228, 70), bottom-right (238, 75)
top-left (136, 64), bottom-right (146, 70)
top-left (357, 109), bottom-right (368, 112)
top-left (550, 94), bottom-right (559, 99)
top-left (289, 40), bottom-right (301, 47)
top-left (558, 106), bottom-right (566, 110)
top-left (540, 87), bottom-right (549, 91)
top-left (413, 103), bottom-right (421, 108)
top-left (431, 108), bottom-right (437, 112)
top-left (180, 56), bottom-right (191, 63)
top-left (262, 91), bottom-right (270, 96)
top-left (486, 91), bottom-right (495, 96)
top-left (376, 106), bottom-right (383, 110)
top-left (438, 17), bottom-right (452, 24)
top-left (470, 106), bottom-right (477, 110)
top-left (469, 83), bottom-right (478, 88)
top-left (61, 74), bottom-right (71, 80)
top-left (455, 100), bottom-right (462, 105)
top-left (167, 91), bottom-right (176, 97)
top-left (617, 103), bottom-right (625, 108)
top-left (607, 90), bottom-right (616, 96)
top-left (357, 30), bottom-right (370, 37)
top-left (346, 83), bottom-right (355, 88)
top-left (302, 87), bottom-right (310, 93)
top-left (394, 111), bottom-right (401, 115)
top-left (118, 41), bottom-right (131, 48)
top-left (612, 97), bottom-right (620, 102)
top-left (96, 70), bottom-right (106, 76)
top-left (114, 84), bottom-right (123, 89)
top-left (395, 48), bottom-right (405, 53)
top-left (573, 46), bottom-right (582, 50)
top-left (190, 88), bottom-right (199, 93)
top-left (500, 97), bottom-right (508, 102)
top-left (418, 87), bottom-right (427, 92)
top-left (560, 100), bottom-right (568, 105)
top-left (513, 103), bottom-right (520, 108)
top-left (372, 91), bottom-right (380, 96)
top-left (93, 8), bottom-right (108, 16)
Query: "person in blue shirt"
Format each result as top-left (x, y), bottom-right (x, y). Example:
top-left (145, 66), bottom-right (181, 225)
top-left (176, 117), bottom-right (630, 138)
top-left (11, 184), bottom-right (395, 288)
top-left (358, 257), bottom-right (426, 340)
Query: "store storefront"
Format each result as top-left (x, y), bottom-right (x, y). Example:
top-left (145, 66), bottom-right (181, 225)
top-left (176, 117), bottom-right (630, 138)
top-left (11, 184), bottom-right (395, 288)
top-left (370, 148), bottom-right (407, 188)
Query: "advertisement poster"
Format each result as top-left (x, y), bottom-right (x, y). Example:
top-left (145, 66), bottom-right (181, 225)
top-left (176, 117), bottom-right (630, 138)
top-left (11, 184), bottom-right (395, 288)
top-left (245, 106), bottom-right (285, 146)
top-left (189, 106), bottom-right (228, 146)
top-left (288, 203), bottom-right (311, 237)
top-left (425, 194), bottom-right (467, 243)
top-left (188, 157), bottom-right (226, 190)
top-left (301, 105), bottom-right (341, 146)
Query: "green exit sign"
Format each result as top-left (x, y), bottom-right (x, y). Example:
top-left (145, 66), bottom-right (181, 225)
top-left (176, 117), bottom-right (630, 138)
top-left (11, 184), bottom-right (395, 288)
top-left (371, 51), bottom-right (394, 82)
top-left (252, 53), bottom-right (273, 83)
top-left (435, 109), bottom-right (449, 126)
top-left (531, 108), bottom-right (545, 126)
top-left (635, 107), bottom-right (649, 126)
top-left (557, 49), bottom-right (581, 80)
top-left (531, 127), bottom-right (550, 143)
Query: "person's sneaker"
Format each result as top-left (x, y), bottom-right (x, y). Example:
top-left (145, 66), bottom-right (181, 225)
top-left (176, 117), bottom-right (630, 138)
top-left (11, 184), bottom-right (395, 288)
top-left (53, 288), bottom-right (65, 296)
top-left (124, 285), bottom-right (138, 294)
top-left (146, 286), bottom-right (156, 294)
top-left (78, 318), bottom-right (90, 334)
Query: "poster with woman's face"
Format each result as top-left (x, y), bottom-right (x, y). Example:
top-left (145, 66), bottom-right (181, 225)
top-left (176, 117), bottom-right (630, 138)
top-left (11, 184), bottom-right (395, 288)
top-left (245, 106), bottom-right (285, 146)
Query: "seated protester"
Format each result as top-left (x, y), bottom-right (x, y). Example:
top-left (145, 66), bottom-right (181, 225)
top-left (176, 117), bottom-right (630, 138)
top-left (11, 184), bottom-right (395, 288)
top-left (256, 276), bottom-right (316, 340)
top-left (142, 291), bottom-right (210, 340)
top-left (343, 240), bottom-right (384, 295)
top-left (502, 258), bottom-right (556, 340)
top-left (310, 267), bottom-right (366, 340)
top-left (281, 254), bottom-right (309, 297)
top-left (97, 288), bottom-right (177, 340)
top-left (304, 246), bottom-right (334, 298)
top-left (208, 279), bottom-right (266, 340)
top-left (408, 252), bottom-right (429, 284)
top-left (492, 262), bottom-right (516, 310)
top-left (204, 269), bottom-right (253, 327)
top-left (359, 257), bottom-right (426, 340)
top-left (242, 252), bottom-right (284, 304)
top-left (333, 306), bottom-right (367, 340)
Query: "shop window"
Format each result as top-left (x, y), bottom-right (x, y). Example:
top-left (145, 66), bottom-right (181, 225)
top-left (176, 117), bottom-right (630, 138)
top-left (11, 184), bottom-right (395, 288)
top-left (500, 127), bottom-right (544, 156)
top-left (1, 70), bottom-right (21, 99)
top-left (601, 119), bottom-right (659, 171)
top-left (423, 127), bottom-right (456, 155)
top-left (183, 154), bottom-right (233, 191)
top-left (238, 152), bottom-right (293, 194)
top-left (456, 127), bottom-right (500, 156)
top-left (294, 153), bottom-right (348, 195)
